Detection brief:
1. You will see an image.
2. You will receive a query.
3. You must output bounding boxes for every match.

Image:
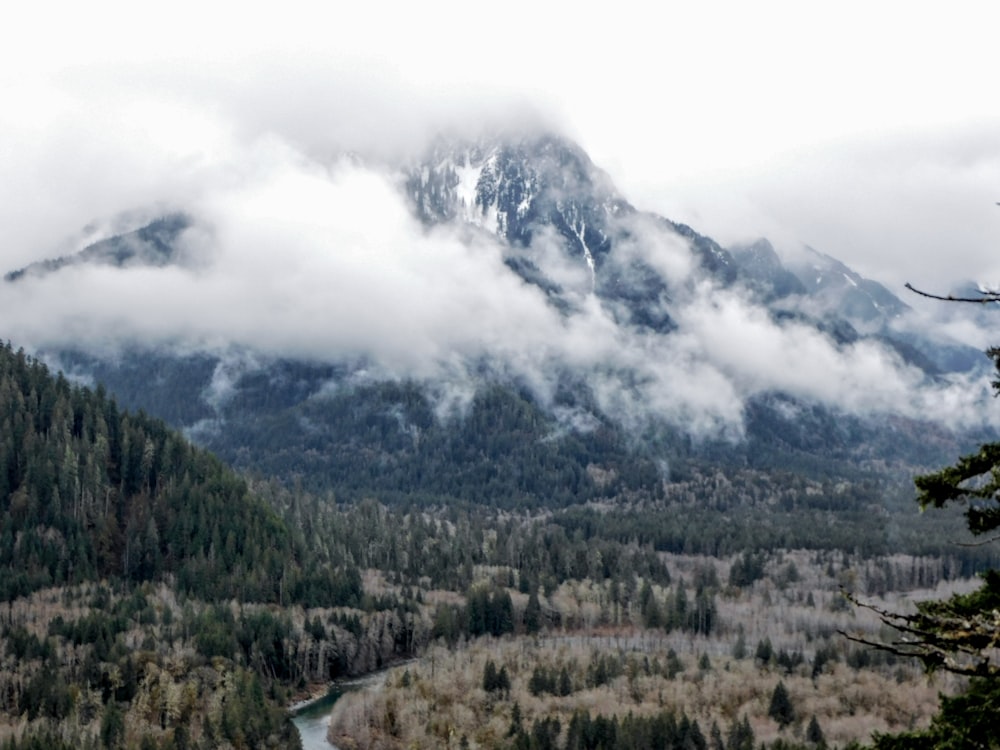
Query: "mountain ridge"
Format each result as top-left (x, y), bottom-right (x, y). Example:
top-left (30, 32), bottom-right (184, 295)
top-left (3, 129), bottom-right (994, 505)
top-left (5, 214), bottom-right (191, 282)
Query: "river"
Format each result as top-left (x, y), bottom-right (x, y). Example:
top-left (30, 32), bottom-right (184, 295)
top-left (291, 668), bottom-right (393, 750)
top-left (291, 686), bottom-right (343, 750)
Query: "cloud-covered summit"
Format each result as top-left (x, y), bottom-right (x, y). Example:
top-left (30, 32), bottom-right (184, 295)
top-left (2, 128), bottom-right (993, 440)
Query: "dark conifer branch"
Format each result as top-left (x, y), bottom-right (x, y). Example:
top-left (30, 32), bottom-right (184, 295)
top-left (841, 588), bottom-right (1000, 679)
top-left (905, 282), bottom-right (1000, 303)
top-left (953, 532), bottom-right (1000, 548)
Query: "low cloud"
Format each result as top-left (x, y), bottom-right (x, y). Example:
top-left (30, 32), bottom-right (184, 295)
top-left (2, 129), bottom-right (994, 440)
top-left (0, 54), bottom-right (996, 441)
top-left (675, 286), bottom-right (990, 428)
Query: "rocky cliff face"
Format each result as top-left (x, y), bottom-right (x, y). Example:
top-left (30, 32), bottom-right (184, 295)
top-left (403, 132), bottom-right (741, 333)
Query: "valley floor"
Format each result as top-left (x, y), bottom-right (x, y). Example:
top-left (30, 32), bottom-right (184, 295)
top-left (322, 550), bottom-right (973, 750)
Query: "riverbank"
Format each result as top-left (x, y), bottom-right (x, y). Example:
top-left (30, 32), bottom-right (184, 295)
top-left (292, 683), bottom-right (358, 750)
top-left (291, 663), bottom-right (415, 750)
top-left (291, 664), bottom-right (410, 715)
top-left (290, 683), bottom-right (341, 715)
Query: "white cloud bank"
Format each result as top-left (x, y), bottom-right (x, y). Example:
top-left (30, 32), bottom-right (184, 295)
top-left (1, 1), bottom-right (998, 437)
top-left (0, 127), bottom-right (991, 436)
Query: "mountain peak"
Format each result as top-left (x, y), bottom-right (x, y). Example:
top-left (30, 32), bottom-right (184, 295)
top-left (406, 132), bottom-right (633, 269)
top-left (788, 246), bottom-right (909, 326)
top-left (729, 238), bottom-right (807, 302)
top-left (5, 213), bottom-right (190, 282)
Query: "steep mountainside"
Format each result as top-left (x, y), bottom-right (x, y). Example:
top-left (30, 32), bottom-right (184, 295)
top-left (785, 245), bottom-right (910, 326)
top-left (0, 342), bottom-right (433, 749)
top-left (405, 133), bottom-right (734, 331)
top-left (0, 342), bottom-right (358, 604)
top-left (4, 130), bottom-right (993, 506)
top-left (403, 134), bottom-right (979, 376)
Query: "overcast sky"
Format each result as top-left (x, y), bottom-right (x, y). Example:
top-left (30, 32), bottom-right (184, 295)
top-left (2, 1), bottom-right (999, 432)
top-left (3, 0), bottom-right (999, 289)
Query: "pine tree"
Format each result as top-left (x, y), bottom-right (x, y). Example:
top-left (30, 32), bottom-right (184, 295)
top-left (523, 590), bottom-right (542, 633)
top-left (508, 702), bottom-right (523, 737)
top-left (732, 625), bottom-right (747, 660)
top-left (558, 666), bottom-right (572, 696)
top-left (483, 659), bottom-right (499, 693)
top-left (665, 648), bottom-right (684, 679)
top-left (640, 580), bottom-right (662, 628)
top-left (755, 637), bottom-right (774, 665)
top-left (709, 721), bottom-right (725, 750)
top-left (727, 715), bottom-right (755, 750)
top-left (768, 681), bottom-right (795, 729)
top-left (806, 715), bottom-right (825, 747)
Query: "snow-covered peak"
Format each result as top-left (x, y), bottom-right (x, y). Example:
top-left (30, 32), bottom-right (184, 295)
top-left (404, 132), bottom-right (632, 250)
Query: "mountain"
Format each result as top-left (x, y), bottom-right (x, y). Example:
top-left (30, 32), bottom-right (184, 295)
top-left (729, 238), bottom-right (807, 303)
top-left (405, 132), bottom-right (734, 331)
top-left (5, 214), bottom-right (190, 282)
top-left (4, 130), bottom-right (993, 506)
top-left (784, 245), bottom-right (910, 327)
top-left (727, 240), bottom-right (980, 376)
top-left (404, 134), bottom-right (980, 380)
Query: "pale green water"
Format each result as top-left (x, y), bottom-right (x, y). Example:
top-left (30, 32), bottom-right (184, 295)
top-left (291, 688), bottom-right (343, 750)
top-left (291, 666), bottom-right (402, 749)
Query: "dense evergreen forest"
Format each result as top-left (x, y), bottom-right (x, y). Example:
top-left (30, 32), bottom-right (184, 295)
top-left (2, 340), bottom-right (993, 749)
top-left (0, 342), bottom-right (362, 606)
top-left (0, 344), bottom-right (387, 748)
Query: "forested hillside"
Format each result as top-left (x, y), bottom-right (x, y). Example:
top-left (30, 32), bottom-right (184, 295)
top-left (0, 342), bottom-right (358, 606)
top-left (63, 348), bottom-right (991, 515)
top-left (0, 343), bottom-right (408, 749)
top-left (0, 339), bottom-right (989, 749)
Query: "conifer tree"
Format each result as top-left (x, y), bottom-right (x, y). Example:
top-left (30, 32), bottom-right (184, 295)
top-left (768, 681), bottom-right (795, 729)
top-left (483, 659), bottom-right (499, 692)
top-left (709, 721), bottom-right (725, 750)
top-left (523, 590), bottom-right (542, 633)
top-left (806, 715), bottom-right (826, 747)
top-left (727, 714), bottom-right (755, 750)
